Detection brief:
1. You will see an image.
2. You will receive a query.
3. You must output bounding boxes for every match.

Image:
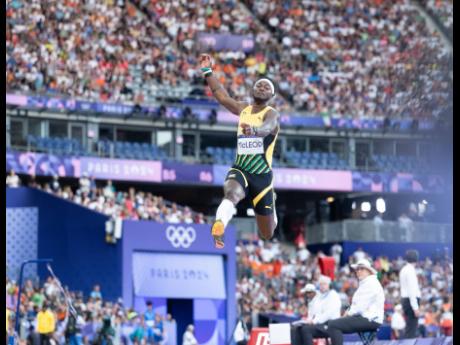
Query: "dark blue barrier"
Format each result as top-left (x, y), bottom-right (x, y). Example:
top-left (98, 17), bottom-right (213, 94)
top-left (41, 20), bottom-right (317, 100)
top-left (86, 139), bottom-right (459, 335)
top-left (6, 188), bottom-right (122, 300)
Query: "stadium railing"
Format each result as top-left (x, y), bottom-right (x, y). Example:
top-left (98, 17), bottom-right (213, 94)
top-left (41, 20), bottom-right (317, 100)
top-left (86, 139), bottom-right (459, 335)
top-left (307, 220), bottom-right (453, 244)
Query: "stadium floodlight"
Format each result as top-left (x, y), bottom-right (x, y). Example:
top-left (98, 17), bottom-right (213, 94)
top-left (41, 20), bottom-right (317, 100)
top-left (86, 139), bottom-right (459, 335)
top-left (376, 198), bottom-right (386, 213)
top-left (327, 197), bottom-right (334, 203)
top-left (361, 201), bottom-right (371, 212)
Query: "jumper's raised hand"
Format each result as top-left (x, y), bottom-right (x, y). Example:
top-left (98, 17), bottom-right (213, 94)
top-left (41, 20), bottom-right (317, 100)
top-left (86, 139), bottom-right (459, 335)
top-left (199, 54), bottom-right (213, 69)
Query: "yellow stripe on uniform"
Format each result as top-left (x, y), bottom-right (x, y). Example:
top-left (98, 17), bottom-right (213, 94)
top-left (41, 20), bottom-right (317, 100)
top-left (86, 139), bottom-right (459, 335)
top-left (252, 183), bottom-right (273, 207)
top-left (265, 131), bottom-right (278, 168)
top-left (229, 168), bottom-right (249, 188)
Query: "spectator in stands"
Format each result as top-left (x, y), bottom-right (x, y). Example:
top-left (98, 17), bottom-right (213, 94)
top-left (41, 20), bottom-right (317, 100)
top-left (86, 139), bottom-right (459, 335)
top-left (400, 250), bottom-right (421, 338)
top-left (297, 243), bottom-right (310, 263)
top-left (182, 324), bottom-right (198, 345)
top-left (166, 203), bottom-right (182, 223)
top-left (6, 170), bottom-right (20, 188)
top-left (390, 304), bottom-right (406, 339)
top-left (37, 302), bottom-right (56, 345)
top-left (194, 213), bottom-right (206, 224)
top-left (152, 313), bottom-right (164, 345)
top-left (352, 247), bottom-right (367, 262)
top-left (182, 207), bottom-right (194, 224)
top-left (95, 315), bottom-right (115, 345)
top-left (398, 213), bottom-right (415, 241)
top-left (440, 307), bottom-right (453, 336)
top-left (90, 285), bottom-right (102, 301)
top-left (28, 174), bottom-right (38, 188)
top-left (51, 175), bottom-right (60, 193)
top-left (330, 243), bottom-right (343, 269)
top-left (103, 180), bottom-right (116, 200)
top-left (144, 302), bottom-right (157, 344)
top-left (79, 173), bottom-right (91, 195)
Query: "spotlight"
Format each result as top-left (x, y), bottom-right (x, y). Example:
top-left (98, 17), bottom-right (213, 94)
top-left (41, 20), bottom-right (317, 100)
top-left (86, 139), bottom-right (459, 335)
top-left (376, 198), bottom-right (386, 213)
top-left (361, 202), bottom-right (371, 212)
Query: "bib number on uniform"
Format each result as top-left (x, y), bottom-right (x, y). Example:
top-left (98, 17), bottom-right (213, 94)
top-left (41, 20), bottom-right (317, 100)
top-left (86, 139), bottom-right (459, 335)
top-left (237, 136), bottom-right (264, 155)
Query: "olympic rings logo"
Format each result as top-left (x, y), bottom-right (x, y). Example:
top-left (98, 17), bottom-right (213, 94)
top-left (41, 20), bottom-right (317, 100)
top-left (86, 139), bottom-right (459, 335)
top-left (165, 226), bottom-right (196, 248)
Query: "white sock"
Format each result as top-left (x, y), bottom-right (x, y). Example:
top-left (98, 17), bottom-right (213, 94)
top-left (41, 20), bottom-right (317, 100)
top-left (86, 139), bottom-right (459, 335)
top-left (216, 198), bottom-right (236, 228)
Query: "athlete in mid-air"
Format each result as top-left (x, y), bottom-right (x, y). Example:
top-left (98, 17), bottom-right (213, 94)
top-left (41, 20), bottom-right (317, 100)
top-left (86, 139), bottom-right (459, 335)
top-left (199, 53), bottom-right (280, 248)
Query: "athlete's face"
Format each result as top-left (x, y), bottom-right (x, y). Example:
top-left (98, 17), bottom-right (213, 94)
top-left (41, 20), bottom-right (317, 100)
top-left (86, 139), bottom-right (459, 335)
top-left (252, 80), bottom-right (273, 102)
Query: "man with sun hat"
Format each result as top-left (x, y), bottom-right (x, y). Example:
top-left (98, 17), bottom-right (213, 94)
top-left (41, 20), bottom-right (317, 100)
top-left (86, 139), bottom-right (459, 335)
top-left (324, 259), bottom-right (385, 345)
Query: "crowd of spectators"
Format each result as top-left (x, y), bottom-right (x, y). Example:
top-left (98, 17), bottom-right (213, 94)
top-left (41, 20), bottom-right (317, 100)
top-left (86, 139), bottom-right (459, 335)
top-left (6, 0), bottom-right (452, 119)
top-left (6, 278), bottom-right (188, 345)
top-left (242, 0), bottom-right (452, 119)
top-left (7, 242), bottom-right (453, 344)
top-left (6, 0), bottom-right (184, 105)
top-left (6, 170), bottom-right (207, 224)
top-left (420, 0), bottom-right (453, 40)
top-left (236, 241), bottom-right (453, 338)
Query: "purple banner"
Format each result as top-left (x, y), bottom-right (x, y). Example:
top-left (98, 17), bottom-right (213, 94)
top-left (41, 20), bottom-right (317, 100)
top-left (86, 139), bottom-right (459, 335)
top-left (6, 151), bottom-right (80, 177)
top-left (197, 33), bottom-right (255, 52)
top-left (81, 157), bottom-right (161, 182)
top-left (7, 150), bottom-right (445, 193)
top-left (6, 94), bottom-right (27, 106)
top-left (274, 168), bottom-right (353, 191)
top-left (162, 161), bottom-right (214, 184)
top-left (214, 165), bottom-right (353, 191)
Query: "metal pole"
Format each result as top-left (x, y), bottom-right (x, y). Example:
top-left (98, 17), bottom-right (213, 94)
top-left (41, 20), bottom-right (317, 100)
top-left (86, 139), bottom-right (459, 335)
top-left (9, 259), bottom-right (52, 345)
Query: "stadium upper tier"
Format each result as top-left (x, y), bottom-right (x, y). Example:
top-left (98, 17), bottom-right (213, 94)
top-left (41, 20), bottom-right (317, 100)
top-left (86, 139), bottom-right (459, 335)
top-left (6, 0), bottom-right (452, 119)
top-left (419, 0), bottom-right (453, 40)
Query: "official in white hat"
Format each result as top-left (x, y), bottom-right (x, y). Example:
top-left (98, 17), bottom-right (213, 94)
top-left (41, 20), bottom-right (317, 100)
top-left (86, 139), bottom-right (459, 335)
top-left (325, 259), bottom-right (384, 345)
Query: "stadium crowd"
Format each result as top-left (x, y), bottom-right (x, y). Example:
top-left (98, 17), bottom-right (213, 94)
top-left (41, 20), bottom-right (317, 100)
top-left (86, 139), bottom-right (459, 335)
top-left (6, 0), bottom-right (452, 118)
top-left (242, 0), bottom-right (452, 118)
top-left (6, 170), bottom-right (207, 224)
top-left (419, 0), bottom-right (453, 40)
top-left (6, 242), bottom-right (452, 344)
top-left (6, 278), bottom-right (186, 345)
top-left (236, 241), bottom-right (453, 338)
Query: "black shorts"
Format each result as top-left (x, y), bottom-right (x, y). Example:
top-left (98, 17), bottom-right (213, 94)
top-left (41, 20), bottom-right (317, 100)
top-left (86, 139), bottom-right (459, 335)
top-left (225, 167), bottom-right (275, 215)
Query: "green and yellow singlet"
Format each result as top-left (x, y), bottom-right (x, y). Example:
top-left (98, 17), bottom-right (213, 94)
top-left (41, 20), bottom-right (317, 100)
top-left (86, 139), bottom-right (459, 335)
top-left (233, 105), bottom-right (279, 174)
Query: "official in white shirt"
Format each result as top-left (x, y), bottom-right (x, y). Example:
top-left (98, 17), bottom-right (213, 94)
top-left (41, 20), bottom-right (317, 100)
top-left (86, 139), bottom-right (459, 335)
top-left (326, 259), bottom-right (384, 345)
top-left (292, 275), bottom-right (342, 345)
top-left (399, 250), bottom-right (421, 338)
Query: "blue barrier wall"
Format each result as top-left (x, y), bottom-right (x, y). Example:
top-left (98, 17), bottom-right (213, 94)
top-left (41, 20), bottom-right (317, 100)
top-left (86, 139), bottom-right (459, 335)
top-left (6, 188), bottom-right (122, 300)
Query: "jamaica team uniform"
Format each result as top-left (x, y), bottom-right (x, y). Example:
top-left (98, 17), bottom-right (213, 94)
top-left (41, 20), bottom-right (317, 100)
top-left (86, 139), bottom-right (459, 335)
top-left (225, 105), bottom-right (279, 215)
